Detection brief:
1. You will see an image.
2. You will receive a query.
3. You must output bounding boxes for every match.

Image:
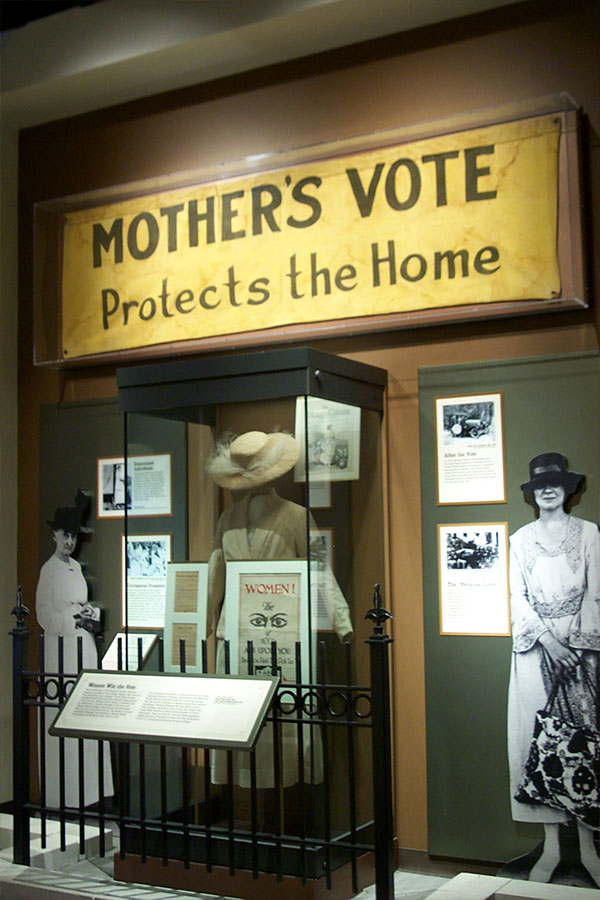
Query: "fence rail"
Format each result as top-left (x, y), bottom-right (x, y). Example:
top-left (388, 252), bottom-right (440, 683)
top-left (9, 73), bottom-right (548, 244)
top-left (11, 584), bottom-right (395, 899)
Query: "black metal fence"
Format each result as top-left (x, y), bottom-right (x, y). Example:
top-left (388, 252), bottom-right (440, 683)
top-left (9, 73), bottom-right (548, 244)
top-left (11, 585), bottom-right (395, 899)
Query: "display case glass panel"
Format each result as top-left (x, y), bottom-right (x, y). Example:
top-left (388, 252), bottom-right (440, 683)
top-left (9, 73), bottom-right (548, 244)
top-left (118, 347), bottom-right (387, 844)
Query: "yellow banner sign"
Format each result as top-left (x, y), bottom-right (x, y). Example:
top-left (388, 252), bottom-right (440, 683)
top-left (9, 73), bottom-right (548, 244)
top-left (61, 116), bottom-right (560, 359)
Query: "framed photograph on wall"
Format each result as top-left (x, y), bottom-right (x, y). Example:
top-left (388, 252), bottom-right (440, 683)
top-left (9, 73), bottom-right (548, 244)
top-left (224, 560), bottom-right (311, 684)
top-left (435, 392), bottom-right (506, 505)
top-left (121, 533), bottom-right (172, 629)
top-left (163, 561), bottom-right (209, 672)
top-left (437, 522), bottom-right (510, 636)
top-left (97, 453), bottom-right (172, 518)
top-left (294, 397), bottom-right (361, 482)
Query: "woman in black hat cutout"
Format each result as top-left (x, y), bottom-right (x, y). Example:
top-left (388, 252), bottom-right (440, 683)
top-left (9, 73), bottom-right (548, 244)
top-left (507, 453), bottom-right (599, 885)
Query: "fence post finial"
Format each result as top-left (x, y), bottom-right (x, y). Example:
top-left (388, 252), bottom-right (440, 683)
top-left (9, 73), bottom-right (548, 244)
top-left (365, 583), bottom-right (392, 634)
top-left (10, 586), bottom-right (30, 632)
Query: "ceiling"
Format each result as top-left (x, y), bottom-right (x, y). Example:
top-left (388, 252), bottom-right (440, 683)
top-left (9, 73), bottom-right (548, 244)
top-left (1, 0), bottom-right (529, 132)
top-left (0, 1), bottom-right (107, 33)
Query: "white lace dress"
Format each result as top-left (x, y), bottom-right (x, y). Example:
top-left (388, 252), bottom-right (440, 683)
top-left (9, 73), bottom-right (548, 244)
top-left (36, 554), bottom-right (113, 807)
top-left (507, 516), bottom-right (600, 823)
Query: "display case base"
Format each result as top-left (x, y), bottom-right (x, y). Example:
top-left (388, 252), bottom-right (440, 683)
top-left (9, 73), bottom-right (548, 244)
top-left (114, 850), bottom-right (376, 900)
top-left (119, 813), bottom-right (375, 879)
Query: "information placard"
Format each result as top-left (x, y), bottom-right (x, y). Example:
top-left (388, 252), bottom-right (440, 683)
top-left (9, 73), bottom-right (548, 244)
top-left (121, 533), bottom-right (172, 629)
top-left (435, 392), bottom-right (506, 505)
top-left (437, 522), bottom-right (510, 636)
top-left (163, 561), bottom-right (208, 672)
top-left (50, 670), bottom-right (279, 750)
top-left (97, 453), bottom-right (172, 518)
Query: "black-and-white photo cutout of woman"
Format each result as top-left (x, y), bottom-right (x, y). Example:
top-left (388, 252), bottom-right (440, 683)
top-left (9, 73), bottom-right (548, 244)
top-left (36, 490), bottom-right (113, 808)
top-left (507, 453), bottom-right (599, 885)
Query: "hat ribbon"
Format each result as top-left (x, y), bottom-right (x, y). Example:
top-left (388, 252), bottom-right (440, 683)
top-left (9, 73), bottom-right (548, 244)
top-left (531, 464), bottom-right (564, 477)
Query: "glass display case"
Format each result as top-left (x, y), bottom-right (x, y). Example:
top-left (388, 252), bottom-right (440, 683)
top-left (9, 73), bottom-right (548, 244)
top-left (116, 346), bottom-right (387, 873)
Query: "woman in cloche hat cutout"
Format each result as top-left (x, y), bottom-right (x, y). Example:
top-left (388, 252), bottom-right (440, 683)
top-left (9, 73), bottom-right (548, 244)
top-left (507, 453), bottom-right (599, 886)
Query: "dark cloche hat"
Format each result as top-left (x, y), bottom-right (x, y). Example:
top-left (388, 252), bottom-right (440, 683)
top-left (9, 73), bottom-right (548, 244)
top-left (520, 452), bottom-right (584, 497)
top-left (46, 489), bottom-right (92, 534)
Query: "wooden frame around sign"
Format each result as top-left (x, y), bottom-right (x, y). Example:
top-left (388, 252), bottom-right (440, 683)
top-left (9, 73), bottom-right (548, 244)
top-left (33, 100), bottom-right (586, 368)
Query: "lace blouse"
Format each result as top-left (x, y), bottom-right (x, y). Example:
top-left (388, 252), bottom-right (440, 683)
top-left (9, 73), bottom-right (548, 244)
top-left (509, 516), bottom-right (600, 653)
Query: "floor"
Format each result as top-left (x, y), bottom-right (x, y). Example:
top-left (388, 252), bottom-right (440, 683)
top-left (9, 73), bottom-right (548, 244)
top-left (65, 852), bottom-right (452, 899)
top-left (3, 855), bottom-right (600, 900)
top-left (0, 814), bottom-right (449, 899)
top-left (1, 816), bottom-right (599, 900)
top-left (0, 855), bottom-right (450, 900)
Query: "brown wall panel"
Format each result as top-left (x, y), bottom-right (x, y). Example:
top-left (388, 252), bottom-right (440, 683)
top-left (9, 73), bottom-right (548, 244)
top-left (18, 0), bottom-right (599, 856)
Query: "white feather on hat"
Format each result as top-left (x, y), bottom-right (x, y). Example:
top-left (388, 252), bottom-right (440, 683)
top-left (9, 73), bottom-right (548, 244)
top-left (207, 430), bottom-right (299, 491)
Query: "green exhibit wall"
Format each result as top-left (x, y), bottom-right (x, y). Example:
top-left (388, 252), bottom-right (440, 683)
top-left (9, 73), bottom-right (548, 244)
top-left (38, 400), bottom-right (187, 650)
top-left (418, 351), bottom-right (599, 863)
top-left (38, 401), bottom-right (189, 815)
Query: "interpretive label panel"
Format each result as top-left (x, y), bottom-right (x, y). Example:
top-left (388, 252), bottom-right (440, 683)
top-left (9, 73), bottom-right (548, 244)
top-left (97, 453), bottom-right (172, 518)
top-left (121, 533), bottom-right (172, 629)
top-left (435, 392), bottom-right (506, 505)
top-left (163, 561), bottom-right (208, 672)
top-left (50, 670), bottom-right (279, 750)
top-left (437, 522), bottom-right (510, 636)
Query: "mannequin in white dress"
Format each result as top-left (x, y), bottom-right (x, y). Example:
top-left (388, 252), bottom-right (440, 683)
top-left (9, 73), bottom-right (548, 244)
top-left (205, 431), bottom-right (353, 798)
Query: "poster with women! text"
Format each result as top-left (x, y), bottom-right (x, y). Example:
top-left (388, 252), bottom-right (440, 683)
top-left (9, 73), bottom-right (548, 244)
top-left (224, 560), bottom-right (311, 685)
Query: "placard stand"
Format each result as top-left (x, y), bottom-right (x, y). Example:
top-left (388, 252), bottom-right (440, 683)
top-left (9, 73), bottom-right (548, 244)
top-left (50, 670), bottom-right (279, 750)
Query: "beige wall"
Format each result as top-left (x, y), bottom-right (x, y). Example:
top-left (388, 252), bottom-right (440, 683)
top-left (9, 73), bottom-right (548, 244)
top-left (0, 126), bottom-right (19, 804)
top-left (16, 0), bottom-right (599, 849)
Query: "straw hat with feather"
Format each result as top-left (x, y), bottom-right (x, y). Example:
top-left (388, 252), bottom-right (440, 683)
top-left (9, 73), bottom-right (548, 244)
top-left (207, 431), bottom-right (299, 491)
